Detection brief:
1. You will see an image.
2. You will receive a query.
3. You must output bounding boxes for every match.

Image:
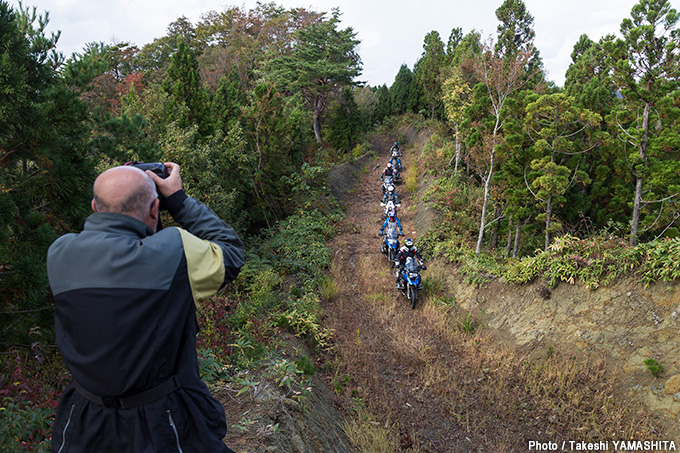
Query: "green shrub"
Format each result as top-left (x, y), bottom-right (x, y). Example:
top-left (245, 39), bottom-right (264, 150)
top-left (0, 398), bottom-right (53, 452)
top-left (643, 358), bottom-right (664, 378)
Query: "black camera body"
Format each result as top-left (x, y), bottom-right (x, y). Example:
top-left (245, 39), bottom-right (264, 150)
top-left (128, 162), bottom-right (169, 179)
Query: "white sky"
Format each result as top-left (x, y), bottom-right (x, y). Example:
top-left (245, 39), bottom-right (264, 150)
top-left (9, 0), bottom-right (665, 87)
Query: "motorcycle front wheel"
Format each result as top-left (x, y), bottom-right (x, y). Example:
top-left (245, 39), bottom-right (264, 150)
top-left (408, 284), bottom-right (417, 309)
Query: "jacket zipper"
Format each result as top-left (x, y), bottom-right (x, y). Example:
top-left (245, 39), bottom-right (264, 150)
top-left (167, 410), bottom-right (184, 453)
top-left (57, 404), bottom-right (76, 453)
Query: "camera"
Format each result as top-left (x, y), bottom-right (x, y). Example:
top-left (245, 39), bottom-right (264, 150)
top-left (127, 161), bottom-right (169, 179)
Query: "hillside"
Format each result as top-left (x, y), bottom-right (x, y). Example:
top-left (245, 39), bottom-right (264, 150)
top-left (213, 127), bottom-right (680, 452)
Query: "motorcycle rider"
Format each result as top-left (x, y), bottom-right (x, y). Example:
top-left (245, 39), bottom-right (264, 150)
top-left (390, 141), bottom-right (401, 156)
top-left (389, 151), bottom-right (402, 171)
top-left (379, 210), bottom-right (404, 236)
top-left (395, 238), bottom-right (426, 289)
top-left (381, 185), bottom-right (400, 207)
top-left (381, 162), bottom-right (396, 180)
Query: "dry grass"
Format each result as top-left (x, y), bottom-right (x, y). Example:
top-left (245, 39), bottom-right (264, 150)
top-left (330, 258), bottom-right (661, 449)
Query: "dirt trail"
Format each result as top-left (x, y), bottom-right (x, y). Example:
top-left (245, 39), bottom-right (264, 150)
top-left (323, 137), bottom-right (490, 451)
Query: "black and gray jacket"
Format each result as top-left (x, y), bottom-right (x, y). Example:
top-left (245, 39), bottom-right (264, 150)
top-left (47, 190), bottom-right (244, 452)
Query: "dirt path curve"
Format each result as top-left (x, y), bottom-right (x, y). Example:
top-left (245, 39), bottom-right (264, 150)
top-left (322, 136), bottom-right (489, 452)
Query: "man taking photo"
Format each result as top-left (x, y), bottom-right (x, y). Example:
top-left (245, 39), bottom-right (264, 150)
top-left (47, 162), bottom-right (244, 452)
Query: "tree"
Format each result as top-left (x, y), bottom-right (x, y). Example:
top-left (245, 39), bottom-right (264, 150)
top-left (389, 64), bottom-right (414, 115)
top-left (442, 68), bottom-right (472, 175)
top-left (0, 1), bottom-right (94, 345)
top-left (524, 93), bottom-right (600, 250)
top-left (564, 35), bottom-right (623, 230)
top-left (267, 8), bottom-right (361, 143)
top-left (326, 87), bottom-right (362, 152)
top-left (212, 67), bottom-right (246, 133)
top-left (135, 15), bottom-right (197, 81)
top-left (604, 0), bottom-right (680, 244)
top-left (470, 39), bottom-right (534, 254)
top-left (162, 37), bottom-right (213, 137)
top-left (494, 0), bottom-right (544, 83)
top-left (415, 31), bottom-right (446, 119)
top-left (372, 84), bottom-right (391, 124)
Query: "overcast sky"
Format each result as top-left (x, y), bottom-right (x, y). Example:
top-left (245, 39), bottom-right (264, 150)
top-left (9, 0), bottom-right (656, 87)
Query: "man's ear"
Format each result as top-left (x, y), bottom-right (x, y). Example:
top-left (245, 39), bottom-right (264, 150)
top-left (150, 198), bottom-right (160, 220)
top-left (91, 199), bottom-right (97, 213)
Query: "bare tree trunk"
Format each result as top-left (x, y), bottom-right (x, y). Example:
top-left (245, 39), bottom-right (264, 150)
top-left (544, 194), bottom-right (553, 252)
top-left (513, 220), bottom-right (521, 258)
top-left (490, 204), bottom-right (502, 250)
top-left (630, 101), bottom-right (650, 245)
top-left (313, 97), bottom-right (324, 143)
top-left (454, 123), bottom-right (461, 175)
top-left (313, 112), bottom-right (322, 143)
top-left (506, 218), bottom-right (513, 256)
top-left (475, 146), bottom-right (495, 254)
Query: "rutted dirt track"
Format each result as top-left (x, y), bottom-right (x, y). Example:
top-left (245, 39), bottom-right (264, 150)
top-left (324, 136), bottom-right (493, 451)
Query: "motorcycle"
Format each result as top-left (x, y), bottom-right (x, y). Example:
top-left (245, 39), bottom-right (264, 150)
top-left (381, 175), bottom-right (395, 194)
top-left (390, 162), bottom-right (401, 181)
top-left (381, 200), bottom-right (400, 220)
top-left (389, 155), bottom-right (402, 172)
top-left (379, 224), bottom-right (403, 265)
top-left (396, 257), bottom-right (426, 309)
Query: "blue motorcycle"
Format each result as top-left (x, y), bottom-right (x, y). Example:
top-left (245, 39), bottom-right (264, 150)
top-left (397, 257), bottom-right (425, 309)
top-left (379, 225), bottom-right (403, 265)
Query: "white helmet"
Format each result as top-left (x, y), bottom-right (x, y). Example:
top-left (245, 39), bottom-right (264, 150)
top-left (387, 185), bottom-right (394, 192)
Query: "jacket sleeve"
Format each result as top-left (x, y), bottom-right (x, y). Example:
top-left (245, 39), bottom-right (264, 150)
top-left (165, 190), bottom-right (245, 289)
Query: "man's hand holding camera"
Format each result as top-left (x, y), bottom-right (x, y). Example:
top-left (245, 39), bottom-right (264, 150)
top-left (145, 162), bottom-right (182, 199)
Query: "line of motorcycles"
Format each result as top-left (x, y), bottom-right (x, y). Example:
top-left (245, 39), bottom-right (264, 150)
top-left (377, 145), bottom-right (425, 309)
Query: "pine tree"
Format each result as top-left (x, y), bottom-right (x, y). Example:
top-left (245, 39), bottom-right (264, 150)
top-left (267, 8), bottom-right (361, 143)
top-left (0, 1), bottom-right (94, 345)
top-left (415, 31), bottom-right (446, 120)
top-left (389, 64), bottom-right (414, 115)
top-left (163, 37), bottom-right (214, 137)
top-left (604, 0), bottom-right (680, 244)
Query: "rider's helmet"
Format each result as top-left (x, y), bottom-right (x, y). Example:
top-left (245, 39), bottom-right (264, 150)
top-left (394, 141), bottom-right (398, 147)
top-left (386, 162), bottom-right (392, 169)
top-left (387, 185), bottom-right (394, 193)
top-left (404, 238), bottom-right (414, 248)
top-left (388, 211), bottom-right (396, 221)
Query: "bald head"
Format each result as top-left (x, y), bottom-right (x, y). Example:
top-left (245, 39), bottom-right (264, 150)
top-left (92, 166), bottom-right (158, 222)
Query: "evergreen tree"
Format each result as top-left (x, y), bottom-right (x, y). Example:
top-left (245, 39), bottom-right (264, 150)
top-left (162, 37), bottom-right (214, 137)
top-left (267, 8), bottom-right (361, 143)
top-left (326, 87), bottom-right (362, 153)
top-left (389, 64), bottom-right (414, 115)
top-left (495, 0), bottom-right (544, 83)
top-left (604, 0), bottom-right (680, 244)
top-left (373, 84), bottom-right (391, 124)
top-left (213, 67), bottom-right (246, 133)
top-left (524, 93), bottom-right (600, 250)
top-left (415, 30), bottom-right (446, 119)
top-left (564, 35), bottom-right (622, 230)
top-left (0, 1), bottom-right (94, 345)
